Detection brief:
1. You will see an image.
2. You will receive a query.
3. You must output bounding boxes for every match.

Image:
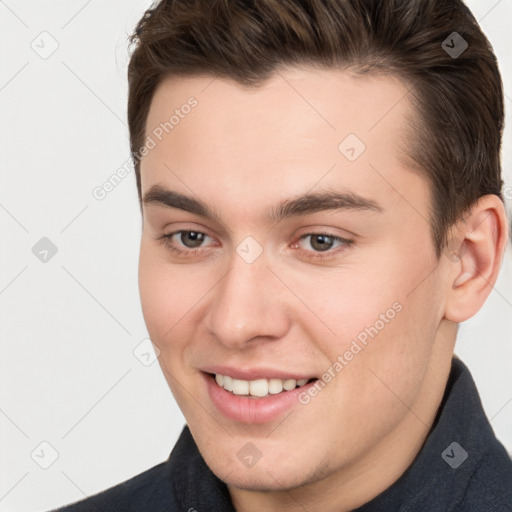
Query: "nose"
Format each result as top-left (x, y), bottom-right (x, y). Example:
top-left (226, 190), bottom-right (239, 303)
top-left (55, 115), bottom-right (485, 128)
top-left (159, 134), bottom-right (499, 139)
top-left (204, 250), bottom-right (290, 349)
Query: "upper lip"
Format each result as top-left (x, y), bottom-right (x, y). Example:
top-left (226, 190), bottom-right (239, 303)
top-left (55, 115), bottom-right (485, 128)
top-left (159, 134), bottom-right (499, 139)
top-left (200, 365), bottom-right (316, 381)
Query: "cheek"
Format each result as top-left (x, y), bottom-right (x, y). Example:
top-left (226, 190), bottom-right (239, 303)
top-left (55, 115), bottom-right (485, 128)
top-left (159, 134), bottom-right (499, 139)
top-left (138, 241), bottom-right (193, 346)
top-left (343, 270), bottom-right (440, 412)
top-left (138, 244), bottom-right (202, 413)
top-left (305, 248), bottom-right (439, 389)
top-left (283, 262), bottom-right (405, 354)
top-left (138, 250), bottom-right (171, 340)
top-left (138, 239), bottom-right (221, 359)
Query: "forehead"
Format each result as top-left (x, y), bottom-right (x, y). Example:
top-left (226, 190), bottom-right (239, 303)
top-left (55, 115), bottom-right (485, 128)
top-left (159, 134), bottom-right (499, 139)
top-left (141, 67), bottom-right (421, 215)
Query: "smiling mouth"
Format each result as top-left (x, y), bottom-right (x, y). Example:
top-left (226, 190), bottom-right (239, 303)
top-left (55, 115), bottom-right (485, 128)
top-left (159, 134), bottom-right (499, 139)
top-left (209, 373), bottom-right (317, 398)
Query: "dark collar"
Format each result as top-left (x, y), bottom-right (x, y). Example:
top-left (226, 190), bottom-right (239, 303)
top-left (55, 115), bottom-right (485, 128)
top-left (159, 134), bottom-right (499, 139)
top-left (353, 356), bottom-right (511, 511)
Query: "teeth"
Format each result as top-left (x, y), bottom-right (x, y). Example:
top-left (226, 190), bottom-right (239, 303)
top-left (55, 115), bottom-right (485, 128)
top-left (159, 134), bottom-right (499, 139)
top-left (232, 379), bottom-right (249, 395)
top-left (214, 374), bottom-right (312, 397)
top-left (223, 375), bottom-right (233, 391)
top-left (268, 378), bottom-right (283, 394)
top-left (283, 379), bottom-right (296, 391)
top-left (249, 379), bottom-right (268, 397)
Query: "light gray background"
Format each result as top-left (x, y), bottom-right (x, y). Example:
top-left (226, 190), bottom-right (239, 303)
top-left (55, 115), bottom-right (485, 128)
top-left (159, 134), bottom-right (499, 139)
top-left (1, 1), bottom-right (511, 511)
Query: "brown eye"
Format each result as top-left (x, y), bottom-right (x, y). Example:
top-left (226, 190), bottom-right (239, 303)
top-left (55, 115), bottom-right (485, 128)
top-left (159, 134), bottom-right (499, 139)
top-left (309, 234), bottom-right (335, 252)
top-left (295, 232), bottom-right (352, 258)
top-left (179, 231), bottom-right (206, 248)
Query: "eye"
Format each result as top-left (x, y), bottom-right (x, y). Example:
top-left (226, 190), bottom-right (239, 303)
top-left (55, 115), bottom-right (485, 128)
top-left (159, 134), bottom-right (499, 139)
top-left (296, 232), bottom-right (352, 257)
top-left (175, 230), bottom-right (208, 248)
top-left (159, 230), bottom-right (215, 253)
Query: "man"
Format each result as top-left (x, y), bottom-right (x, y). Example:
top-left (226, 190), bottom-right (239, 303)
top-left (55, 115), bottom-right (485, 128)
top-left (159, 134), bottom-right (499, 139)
top-left (52, 0), bottom-right (512, 510)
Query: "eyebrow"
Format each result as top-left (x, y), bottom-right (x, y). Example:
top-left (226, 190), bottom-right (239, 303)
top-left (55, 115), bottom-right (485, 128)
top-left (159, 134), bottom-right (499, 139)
top-left (142, 184), bottom-right (383, 223)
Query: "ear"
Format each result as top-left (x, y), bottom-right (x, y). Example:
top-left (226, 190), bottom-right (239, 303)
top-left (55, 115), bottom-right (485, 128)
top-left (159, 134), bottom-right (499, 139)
top-left (443, 194), bottom-right (509, 323)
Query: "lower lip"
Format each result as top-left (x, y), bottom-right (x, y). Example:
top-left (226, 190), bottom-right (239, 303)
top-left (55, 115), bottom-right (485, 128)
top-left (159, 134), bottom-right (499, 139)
top-left (203, 373), bottom-right (317, 424)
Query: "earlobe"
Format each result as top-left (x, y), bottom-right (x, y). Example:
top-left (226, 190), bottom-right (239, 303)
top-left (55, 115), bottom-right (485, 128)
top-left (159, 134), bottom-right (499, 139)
top-left (444, 195), bottom-right (508, 323)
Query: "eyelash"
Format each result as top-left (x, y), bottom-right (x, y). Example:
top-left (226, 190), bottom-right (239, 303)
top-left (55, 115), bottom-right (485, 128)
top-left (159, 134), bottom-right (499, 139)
top-left (158, 230), bottom-right (354, 260)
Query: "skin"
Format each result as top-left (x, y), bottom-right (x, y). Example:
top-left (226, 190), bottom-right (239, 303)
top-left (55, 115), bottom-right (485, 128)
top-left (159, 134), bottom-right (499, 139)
top-left (138, 67), bottom-right (508, 511)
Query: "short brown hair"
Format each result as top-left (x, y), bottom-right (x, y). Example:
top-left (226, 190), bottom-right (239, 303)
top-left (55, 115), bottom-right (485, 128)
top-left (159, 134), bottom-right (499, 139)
top-left (127, 0), bottom-right (504, 256)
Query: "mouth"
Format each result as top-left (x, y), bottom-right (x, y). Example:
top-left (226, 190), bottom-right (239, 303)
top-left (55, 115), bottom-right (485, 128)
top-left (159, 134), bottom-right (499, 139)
top-left (207, 372), bottom-right (318, 399)
top-left (201, 366), bottom-right (320, 423)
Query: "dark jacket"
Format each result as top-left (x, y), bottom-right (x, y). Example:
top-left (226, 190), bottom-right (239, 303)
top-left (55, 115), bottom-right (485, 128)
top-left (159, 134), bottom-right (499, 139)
top-left (51, 357), bottom-right (512, 511)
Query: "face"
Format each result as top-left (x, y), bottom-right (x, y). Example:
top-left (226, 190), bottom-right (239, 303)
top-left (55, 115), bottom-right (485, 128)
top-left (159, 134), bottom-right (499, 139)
top-left (138, 67), bottom-right (454, 498)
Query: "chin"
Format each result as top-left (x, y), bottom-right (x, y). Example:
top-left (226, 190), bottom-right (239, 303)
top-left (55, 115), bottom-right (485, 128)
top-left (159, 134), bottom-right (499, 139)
top-left (221, 469), bottom-right (304, 492)
top-left (204, 453), bottom-right (329, 493)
